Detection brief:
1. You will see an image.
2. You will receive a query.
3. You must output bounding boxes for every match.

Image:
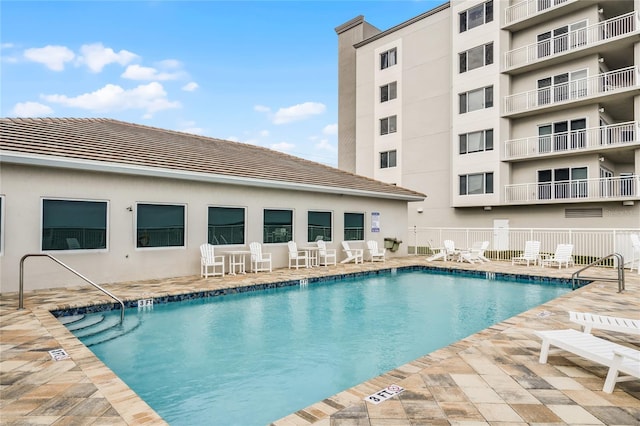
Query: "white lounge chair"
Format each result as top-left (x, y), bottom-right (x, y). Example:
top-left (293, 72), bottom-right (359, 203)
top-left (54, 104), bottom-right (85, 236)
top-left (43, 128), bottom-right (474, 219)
top-left (569, 311), bottom-right (640, 336)
top-left (249, 242), bottom-right (272, 273)
top-left (200, 243), bottom-right (225, 277)
top-left (316, 240), bottom-right (336, 266)
top-left (287, 241), bottom-right (307, 269)
top-left (427, 240), bottom-right (458, 261)
top-left (512, 240), bottom-right (541, 266)
top-left (534, 328), bottom-right (640, 393)
top-left (459, 241), bottom-right (489, 264)
top-left (541, 243), bottom-right (574, 269)
top-left (366, 240), bottom-right (385, 262)
top-left (341, 241), bottom-right (363, 264)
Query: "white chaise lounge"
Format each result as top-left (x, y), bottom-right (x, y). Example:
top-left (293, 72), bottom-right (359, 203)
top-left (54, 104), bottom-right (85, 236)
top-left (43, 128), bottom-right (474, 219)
top-left (535, 328), bottom-right (640, 393)
top-left (569, 311), bottom-right (640, 335)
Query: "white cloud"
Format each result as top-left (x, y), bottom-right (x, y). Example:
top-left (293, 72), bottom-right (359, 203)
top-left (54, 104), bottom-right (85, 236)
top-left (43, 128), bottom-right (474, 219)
top-left (272, 102), bottom-right (325, 124)
top-left (158, 59), bottom-right (181, 69)
top-left (259, 130), bottom-right (269, 137)
top-left (182, 82), bottom-right (199, 92)
top-left (121, 64), bottom-right (181, 81)
top-left (227, 136), bottom-right (239, 142)
top-left (315, 138), bottom-right (337, 153)
top-left (11, 101), bottom-right (54, 117)
top-left (78, 43), bottom-right (138, 73)
top-left (24, 45), bottom-right (75, 71)
top-left (271, 141), bottom-right (295, 152)
top-left (41, 82), bottom-right (180, 115)
top-left (323, 123), bottom-right (337, 135)
top-left (2, 42), bottom-right (15, 49)
top-left (254, 104), bottom-right (270, 113)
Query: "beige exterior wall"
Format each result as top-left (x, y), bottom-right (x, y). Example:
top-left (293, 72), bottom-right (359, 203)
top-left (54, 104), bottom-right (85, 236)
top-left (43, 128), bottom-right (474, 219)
top-left (337, 0), bottom-right (640, 230)
top-left (0, 164), bottom-right (411, 293)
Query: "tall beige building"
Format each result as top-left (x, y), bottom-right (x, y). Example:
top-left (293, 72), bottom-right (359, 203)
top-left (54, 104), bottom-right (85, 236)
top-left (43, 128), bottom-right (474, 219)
top-left (336, 0), bottom-right (640, 230)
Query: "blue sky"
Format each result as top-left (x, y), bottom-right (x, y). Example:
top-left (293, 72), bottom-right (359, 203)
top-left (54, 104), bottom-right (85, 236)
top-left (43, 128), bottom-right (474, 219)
top-left (1, 1), bottom-right (444, 166)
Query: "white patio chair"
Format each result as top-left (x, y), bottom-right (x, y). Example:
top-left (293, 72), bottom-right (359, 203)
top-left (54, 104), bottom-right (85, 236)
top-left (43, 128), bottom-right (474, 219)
top-left (569, 311), bottom-right (640, 335)
top-left (459, 241), bottom-right (489, 264)
top-left (512, 240), bottom-right (541, 266)
top-left (535, 328), bottom-right (640, 393)
top-left (541, 244), bottom-right (574, 269)
top-left (366, 240), bottom-right (385, 262)
top-left (316, 240), bottom-right (336, 266)
top-left (200, 243), bottom-right (225, 277)
top-left (340, 241), bottom-right (363, 264)
top-left (249, 242), bottom-right (272, 273)
top-left (287, 241), bottom-right (307, 269)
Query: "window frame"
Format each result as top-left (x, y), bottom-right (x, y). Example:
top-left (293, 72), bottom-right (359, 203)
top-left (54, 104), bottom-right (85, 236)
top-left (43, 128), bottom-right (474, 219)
top-left (459, 42), bottom-right (493, 73)
top-left (459, 172), bottom-right (494, 195)
top-left (459, 86), bottom-right (493, 114)
top-left (380, 115), bottom-right (397, 135)
top-left (41, 198), bottom-right (109, 252)
top-left (207, 205), bottom-right (246, 246)
top-left (263, 208), bottom-right (293, 244)
top-left (344, 212), bottom-right (365, 242)
top-left (307, 210), bottom-right (333, 243)
top-left (380, 81), bottom-right (397, 103)
top-left (135, 202), bottom-right (186, 249)
top-left (459, 0), bottom-right (493, 33)
top-left (380, 150), bottom-right (397, 169)
top-left (380, 48), bottom-right (397, 70)
top-left (459, 129), bottom-right (494, 154)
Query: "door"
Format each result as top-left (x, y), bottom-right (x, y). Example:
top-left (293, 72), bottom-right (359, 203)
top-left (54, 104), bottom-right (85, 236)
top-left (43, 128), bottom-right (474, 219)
top-left (553, 121), bottom-right (568, 151)
top-left (538, 124), bottom-right (552, 153)
top-left (570, 119), bottom-right (587, 149)
top-left (493, 219), bottom-right (509, 251)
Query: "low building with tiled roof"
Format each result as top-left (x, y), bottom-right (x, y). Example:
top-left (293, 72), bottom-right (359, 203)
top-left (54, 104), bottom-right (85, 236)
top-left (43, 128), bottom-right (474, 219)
top-left (0, 118), bottom-right (425, 291)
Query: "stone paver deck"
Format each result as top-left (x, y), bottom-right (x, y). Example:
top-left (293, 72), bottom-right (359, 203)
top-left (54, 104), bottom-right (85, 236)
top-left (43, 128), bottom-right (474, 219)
top-left (1, 257), bottom-right (638, 425)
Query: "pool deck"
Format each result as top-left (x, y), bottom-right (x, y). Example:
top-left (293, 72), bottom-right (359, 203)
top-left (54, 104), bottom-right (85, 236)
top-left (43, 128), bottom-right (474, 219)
top-left (1, 257), bottom-right (638, 425)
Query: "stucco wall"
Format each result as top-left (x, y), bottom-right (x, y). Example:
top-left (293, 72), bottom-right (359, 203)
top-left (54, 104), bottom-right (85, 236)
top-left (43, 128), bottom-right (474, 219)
top-left (0, 164), bottom-right (410, 292)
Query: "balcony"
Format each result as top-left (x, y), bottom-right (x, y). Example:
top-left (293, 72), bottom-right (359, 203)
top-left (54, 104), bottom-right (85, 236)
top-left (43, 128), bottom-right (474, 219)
top-left (504, 0), bottom-right (583, 30)
top-left (503, 66), bottom-right (639, 117)
top-left (504, 175), bottom-right (640, 204)
top-left (504, 12), bottom-right (639, 73)
top-left (503, 121), bottom-right (639, 160)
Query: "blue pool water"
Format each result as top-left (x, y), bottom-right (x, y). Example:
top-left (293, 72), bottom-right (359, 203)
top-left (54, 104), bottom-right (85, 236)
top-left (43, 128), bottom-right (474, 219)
top-left (72, 270), bottom-right (569, 425)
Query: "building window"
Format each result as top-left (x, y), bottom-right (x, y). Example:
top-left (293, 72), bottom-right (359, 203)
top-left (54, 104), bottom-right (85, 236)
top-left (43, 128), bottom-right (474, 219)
top-left (537, 69), bottom-right (587, 105)
top-left (460, 129), bottom-right (493, 154)
top-left (344, 212), bottom-right (364, 241)
top-left (380, 48), bottom-right (397, 70)
top-left (380, 150), bottom-right (397, 169)
top-left (459, 42), bottom-right (493, 73)
top-left (459, 172), bottom-right (494, 195)
top-left (264, 209), bottom-right (292, 243)
top-left (459, 86), bottom-right (493, 114)
top-left (208, 206), bottom-right (245, 245)
top-left (380, 82), bottom-right (397, 102)
top-left (380, 115), bottom-right (397, 135)
top-left (538, 118), bottom-right (586, 153)
top-left (537, 167), bottom-right (587, 199)
top-left (460, 0), bottom-right (493, 33)
top-left (308, 211), bottom-right (332, 242)
top-left (136, 203), bottom-right (185, 248)
top-left (537, 20), bottom-right (587, 58)
top-left (42, 199), bottom-right (108, 251)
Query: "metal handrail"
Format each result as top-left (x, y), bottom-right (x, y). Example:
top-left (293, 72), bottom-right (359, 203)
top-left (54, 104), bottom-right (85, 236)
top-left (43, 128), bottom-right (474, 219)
top-left (571, 253), bottom-right (625, 293)
top-left (19, 254), bottom-right (125, 323)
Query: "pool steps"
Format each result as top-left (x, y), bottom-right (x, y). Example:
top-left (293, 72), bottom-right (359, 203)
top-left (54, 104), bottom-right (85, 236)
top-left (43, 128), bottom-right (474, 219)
top-left (61, 314), bottom-right (142, 347)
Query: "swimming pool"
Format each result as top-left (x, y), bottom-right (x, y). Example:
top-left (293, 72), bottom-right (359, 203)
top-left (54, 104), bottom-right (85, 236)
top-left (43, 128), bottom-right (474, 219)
top-left (65, 269), bottom-right (570, 425)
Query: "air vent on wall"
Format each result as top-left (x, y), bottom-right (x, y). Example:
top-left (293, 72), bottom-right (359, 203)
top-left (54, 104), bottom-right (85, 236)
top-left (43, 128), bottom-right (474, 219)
top-left (565, 208), bottom-right (603, 218)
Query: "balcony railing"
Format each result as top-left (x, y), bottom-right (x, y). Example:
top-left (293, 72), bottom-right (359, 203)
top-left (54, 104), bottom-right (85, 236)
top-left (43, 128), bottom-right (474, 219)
top-left (504, 0), bottom-right (569, 27)
top-left (504, 121), bottom-right (639, 160)
top-left (504, 66), bottom-right (638, 115)
top-left (504, 175), bottom-right (639, 204)
top-left (504, 12), bottom-right (639, 70)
